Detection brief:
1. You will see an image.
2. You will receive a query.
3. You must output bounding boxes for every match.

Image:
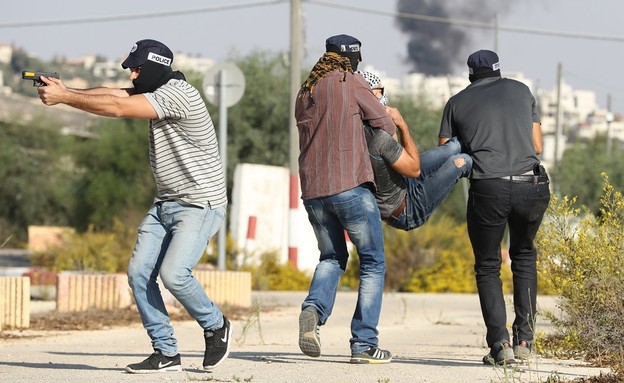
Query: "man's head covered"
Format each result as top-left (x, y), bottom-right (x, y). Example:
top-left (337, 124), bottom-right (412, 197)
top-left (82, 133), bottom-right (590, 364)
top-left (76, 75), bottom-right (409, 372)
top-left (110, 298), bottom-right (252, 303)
top-left (300, 34), bottom-right (362, 94)
top-left (357, 71), bottom-right (389, 106)
top-left (467, 49), bottom-right (501, 83)
top-left (325, 34), bottom-right (362, 71)
top-left (122, 39), bottom-right (176, 93)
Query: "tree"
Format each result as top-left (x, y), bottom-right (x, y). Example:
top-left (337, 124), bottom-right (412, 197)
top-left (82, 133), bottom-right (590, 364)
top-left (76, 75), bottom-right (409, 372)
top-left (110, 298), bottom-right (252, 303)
top-left (0, 117), bottom-right (79, 243)
top-left (557, 136), bottom-right (624, 213)
top-left (391, 95), bottom-right (443, 151)
top-left (71, 118), bottom-right (155, 230)
top-left (199, 51), bottom-right (291, 196)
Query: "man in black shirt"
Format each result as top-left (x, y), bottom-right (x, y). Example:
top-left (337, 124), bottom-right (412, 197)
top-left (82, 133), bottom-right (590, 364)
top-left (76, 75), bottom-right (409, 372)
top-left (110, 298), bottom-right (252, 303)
top-left (438, 50), bottom-right (550, 366)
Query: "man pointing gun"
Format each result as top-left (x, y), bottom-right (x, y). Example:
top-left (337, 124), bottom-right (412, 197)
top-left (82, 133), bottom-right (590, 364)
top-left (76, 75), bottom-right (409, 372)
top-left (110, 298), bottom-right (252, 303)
top-left (35, 39), bottom-right (232, 374)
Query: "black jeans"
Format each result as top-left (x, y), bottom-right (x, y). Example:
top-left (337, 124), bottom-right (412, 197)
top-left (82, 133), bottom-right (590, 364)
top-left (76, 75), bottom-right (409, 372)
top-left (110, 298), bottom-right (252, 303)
top-left (467, 178), bottom-right (550, 348)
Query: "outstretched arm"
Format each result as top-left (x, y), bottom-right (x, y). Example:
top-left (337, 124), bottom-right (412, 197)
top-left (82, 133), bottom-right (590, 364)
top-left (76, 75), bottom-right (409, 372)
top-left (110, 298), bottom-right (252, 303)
top-left (72, 87), bottom-right (133, 97)
top-left (37, 76), bottom-right (157, 119)
top-left (386, 107), bottom-right (420, 178)
top-left (532, 122), bottom-right (543, 155)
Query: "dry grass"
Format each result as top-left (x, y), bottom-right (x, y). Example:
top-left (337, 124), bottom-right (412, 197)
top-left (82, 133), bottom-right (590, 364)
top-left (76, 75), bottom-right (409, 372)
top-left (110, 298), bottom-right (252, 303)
top-left (1, 305), bottom-right (252, 336)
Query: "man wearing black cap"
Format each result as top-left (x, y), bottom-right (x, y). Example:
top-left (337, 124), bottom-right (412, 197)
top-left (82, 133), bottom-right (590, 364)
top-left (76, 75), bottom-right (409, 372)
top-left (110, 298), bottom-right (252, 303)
top-left (438, 50), bottom-right (550, 366)
top-left (37, 39), bottom-right (232, 373)
top-left (295, 34), bottom-right (396, 364)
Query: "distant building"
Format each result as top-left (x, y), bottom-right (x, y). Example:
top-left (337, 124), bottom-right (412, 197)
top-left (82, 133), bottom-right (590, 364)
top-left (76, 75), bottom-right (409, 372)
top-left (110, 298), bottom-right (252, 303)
top-left (93, 61), bottom-right (121, 79)
top-left (0, 44), bottom-right (12, 64)
top-left (538, 82), bottom-right (598, 135)
top-left (173, 53), bottom-right (214, 73)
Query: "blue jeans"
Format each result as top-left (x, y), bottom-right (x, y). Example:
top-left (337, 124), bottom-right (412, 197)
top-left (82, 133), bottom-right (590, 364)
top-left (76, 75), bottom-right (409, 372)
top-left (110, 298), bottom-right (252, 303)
top-left (302, 185), bottom-right (385, 353)
top-left (127, 201), bottom-right (226, 357)
top-left (387, 137), bottom-right (472, 231)
top-left (467, 178), bottom-right (550, 347)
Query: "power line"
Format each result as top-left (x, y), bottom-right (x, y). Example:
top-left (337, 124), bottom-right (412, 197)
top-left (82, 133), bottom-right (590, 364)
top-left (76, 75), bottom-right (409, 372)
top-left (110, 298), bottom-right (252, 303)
top-left (565, 70), bottom-right (624, 96)
top-left (308, 0), bottom-right (624, 43)
top-left (3, 0), bottom-right (623, 44)
top-left (0, 0), bottom-right (285, 28)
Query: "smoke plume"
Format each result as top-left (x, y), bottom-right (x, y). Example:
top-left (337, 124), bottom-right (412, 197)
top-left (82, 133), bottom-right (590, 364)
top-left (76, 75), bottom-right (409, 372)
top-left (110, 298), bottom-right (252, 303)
top-left (396, 0), bottom-right (514, 75)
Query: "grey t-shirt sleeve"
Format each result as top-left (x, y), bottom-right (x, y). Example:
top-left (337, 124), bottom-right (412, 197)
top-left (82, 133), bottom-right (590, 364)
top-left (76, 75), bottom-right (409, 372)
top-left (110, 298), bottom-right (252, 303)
top-left (439, 100), bottom-right (454, 139)
top-left (370, 128), bottom-right (403, 165)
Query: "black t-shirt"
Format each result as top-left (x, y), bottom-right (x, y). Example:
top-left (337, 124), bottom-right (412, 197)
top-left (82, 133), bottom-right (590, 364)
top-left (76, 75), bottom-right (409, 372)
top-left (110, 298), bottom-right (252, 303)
top-left (438, 77), bottom-right (540, 179)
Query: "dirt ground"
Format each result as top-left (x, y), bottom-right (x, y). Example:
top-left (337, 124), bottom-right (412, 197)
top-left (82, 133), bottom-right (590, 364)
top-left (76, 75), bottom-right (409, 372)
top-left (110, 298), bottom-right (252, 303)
top-left (1, 303), bottom-right (620, 382)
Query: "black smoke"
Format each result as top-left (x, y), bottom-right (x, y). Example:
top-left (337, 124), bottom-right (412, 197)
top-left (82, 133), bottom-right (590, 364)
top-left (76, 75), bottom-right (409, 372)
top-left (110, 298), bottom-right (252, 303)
top-left (396, 0), bottom-right (514, 75)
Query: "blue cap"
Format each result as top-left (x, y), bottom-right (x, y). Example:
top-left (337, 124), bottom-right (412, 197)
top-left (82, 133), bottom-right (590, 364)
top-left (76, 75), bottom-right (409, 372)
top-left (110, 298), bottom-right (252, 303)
top-left (467, 50), bottom-right (500, 74)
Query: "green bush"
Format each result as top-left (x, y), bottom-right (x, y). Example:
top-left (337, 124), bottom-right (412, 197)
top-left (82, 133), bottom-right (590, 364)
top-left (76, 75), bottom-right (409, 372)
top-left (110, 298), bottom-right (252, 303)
top-left (31, 218), bottom-right (136, 272)
top-left (537, 173), bottom-right (624, 370)
top-left (239, 251), bottom-right (311, 291)
top-left (30, 219), bottom-right (311, 292)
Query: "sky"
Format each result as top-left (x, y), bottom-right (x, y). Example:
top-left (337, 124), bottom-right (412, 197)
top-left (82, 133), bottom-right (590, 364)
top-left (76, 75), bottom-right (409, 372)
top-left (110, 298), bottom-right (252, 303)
top-left (2, 0), bottom-right (624, 113)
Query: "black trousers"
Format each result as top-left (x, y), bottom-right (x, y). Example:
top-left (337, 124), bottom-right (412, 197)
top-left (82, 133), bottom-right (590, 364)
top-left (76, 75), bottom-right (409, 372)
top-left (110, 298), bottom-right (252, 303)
top-left (467, 178), bottom-right (550, 347)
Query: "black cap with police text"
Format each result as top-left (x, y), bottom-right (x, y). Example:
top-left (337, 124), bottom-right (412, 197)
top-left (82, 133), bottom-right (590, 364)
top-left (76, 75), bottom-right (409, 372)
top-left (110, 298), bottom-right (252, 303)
top-left (325, 34), bottom-right (362, 60)
top-left (467, 49), bottom-right (501, 82)
top-left (121, 39), bottom-right (174, 69)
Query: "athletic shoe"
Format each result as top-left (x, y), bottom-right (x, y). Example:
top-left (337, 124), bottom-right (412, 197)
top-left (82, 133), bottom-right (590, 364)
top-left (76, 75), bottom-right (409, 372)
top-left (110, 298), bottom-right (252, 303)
top-left (350, 347), bottom-right (393, 364)
top-left (483, 341), bottom-right (515, 366)
top-left (298, 307), bottom-right (321, 357)
top-left (203, 316), bottom-right (233, 370)
top-left (125, 350), bottom-right (182, 373)
top-left (513, 340), bottom-right (532, 360)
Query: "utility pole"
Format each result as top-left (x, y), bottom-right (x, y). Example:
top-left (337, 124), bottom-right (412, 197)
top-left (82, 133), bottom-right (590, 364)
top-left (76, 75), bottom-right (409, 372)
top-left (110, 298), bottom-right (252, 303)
top-left (554, 62), bottom-right (563, 192)
top-left (606, 93), bottom-right (613, 159)
top-left (288, 0), bottom-right (302, 268)
top-left (493, 14), bottom-right (499, 52)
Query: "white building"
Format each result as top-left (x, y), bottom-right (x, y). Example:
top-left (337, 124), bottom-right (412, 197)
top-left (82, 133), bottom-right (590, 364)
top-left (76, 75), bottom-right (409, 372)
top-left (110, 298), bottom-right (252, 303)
top-left (537, 82), bottom-right (598, 135)
top-left (0, 44), bottom-right (12, 64)
top-left (173, 53), bottom-right (214, 73)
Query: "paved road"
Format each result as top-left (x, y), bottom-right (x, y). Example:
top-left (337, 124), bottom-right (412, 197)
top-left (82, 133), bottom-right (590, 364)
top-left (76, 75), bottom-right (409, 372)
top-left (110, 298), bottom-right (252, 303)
top-left (0, 292), bottom-right (608, 383)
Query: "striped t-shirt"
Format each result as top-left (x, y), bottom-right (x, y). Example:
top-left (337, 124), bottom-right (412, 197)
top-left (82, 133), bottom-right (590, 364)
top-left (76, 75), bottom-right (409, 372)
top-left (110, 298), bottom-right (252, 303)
top-left (143, 79), bottom-right (227, 209)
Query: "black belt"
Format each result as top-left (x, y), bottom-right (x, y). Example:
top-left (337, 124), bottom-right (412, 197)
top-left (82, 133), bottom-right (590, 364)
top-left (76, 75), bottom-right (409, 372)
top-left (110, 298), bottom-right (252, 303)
top-left (383, 196), bottom-right (406, 223)
top-left (498, 174), bottom-right (549, 184)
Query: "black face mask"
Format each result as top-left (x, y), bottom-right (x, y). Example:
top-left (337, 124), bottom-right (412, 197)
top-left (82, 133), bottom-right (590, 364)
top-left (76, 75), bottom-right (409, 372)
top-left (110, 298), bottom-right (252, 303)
top-left (326, 46), bottom-right (361, 71)
top-left (342, 51), bottom-right (361, 71)
top-left (469, 68), bottom-right (501, 83)
top-left (132, 61), bottom-right (175, 94)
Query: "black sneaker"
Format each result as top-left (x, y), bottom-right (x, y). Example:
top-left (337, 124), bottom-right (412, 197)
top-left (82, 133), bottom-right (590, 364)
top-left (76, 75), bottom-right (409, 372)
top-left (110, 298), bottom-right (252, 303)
top-left (203, 316), bottom-right (233, 370)
top-left (298, 307), bottom-right (321, 357)
top-left (350, 346), bottom-right (393, 364)
top-left (125, 351), bottom-right (182, 373)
